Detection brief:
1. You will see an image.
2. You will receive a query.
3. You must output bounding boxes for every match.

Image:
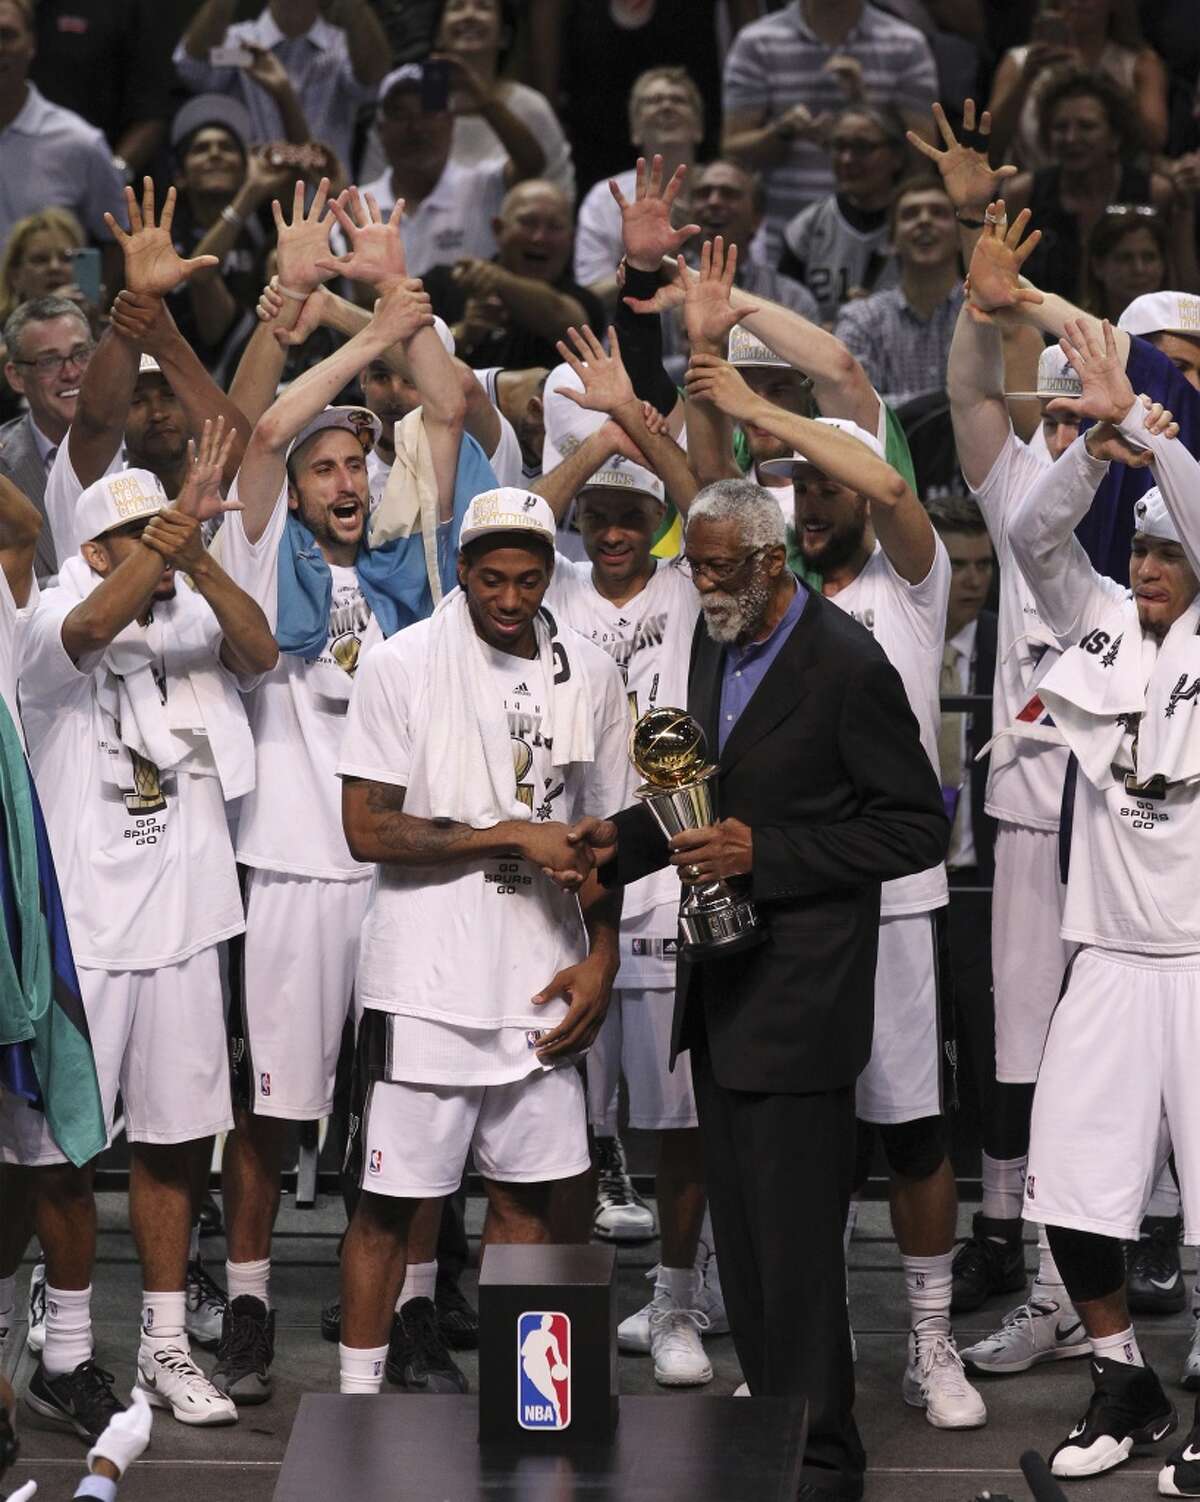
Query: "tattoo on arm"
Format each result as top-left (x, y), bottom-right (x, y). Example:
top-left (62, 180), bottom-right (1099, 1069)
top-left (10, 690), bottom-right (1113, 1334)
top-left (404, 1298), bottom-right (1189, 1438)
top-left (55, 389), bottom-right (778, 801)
top-left (358, 780), bottom-right (513, 864)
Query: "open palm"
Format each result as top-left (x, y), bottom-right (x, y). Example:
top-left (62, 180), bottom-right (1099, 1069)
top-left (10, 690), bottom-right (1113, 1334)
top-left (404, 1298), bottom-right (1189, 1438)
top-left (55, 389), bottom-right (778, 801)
top-left (273, 177), bottom-right (340, 294)
top-left (1048, 319), bottom-right (1136, 425)
top-left (684, 239), bottom-right (752, 350)
top-left (317, 189), bottom-right (408, 287)
top-left (908, 101), bottom-right (1017, 215)
top-left (175, 417), bottom-right (241, 522)
top-left (612, 155), bottom-right (700, 270)
top-left (105, 180), bottom-right (218, 296)
top-left (966, 203), bottom-right (1043, 315)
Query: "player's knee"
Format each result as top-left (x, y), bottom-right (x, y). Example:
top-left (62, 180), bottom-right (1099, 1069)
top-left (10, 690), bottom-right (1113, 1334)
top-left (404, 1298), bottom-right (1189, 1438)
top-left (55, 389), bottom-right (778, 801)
top-left (1046, 1225), bottom-right (1126, 1303)
top-left (879, 1115), bottom-right (946, 1181)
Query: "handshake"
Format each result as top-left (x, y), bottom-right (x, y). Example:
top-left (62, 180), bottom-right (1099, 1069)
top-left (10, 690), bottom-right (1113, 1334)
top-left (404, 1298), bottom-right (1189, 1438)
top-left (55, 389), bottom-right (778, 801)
top-left (521, 817), bottom-right (619, 892)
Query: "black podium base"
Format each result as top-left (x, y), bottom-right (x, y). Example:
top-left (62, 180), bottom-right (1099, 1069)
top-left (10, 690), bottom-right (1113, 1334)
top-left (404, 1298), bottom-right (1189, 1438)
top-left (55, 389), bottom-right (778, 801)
top-left (273, 1393), bottom-right (807, 1501)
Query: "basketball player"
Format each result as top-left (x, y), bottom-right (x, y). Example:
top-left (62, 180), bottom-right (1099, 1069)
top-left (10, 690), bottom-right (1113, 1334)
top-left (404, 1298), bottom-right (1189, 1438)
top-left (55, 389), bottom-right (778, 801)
top-left (333, 488), bottom-right (631, 1396)
top-left (686, 350), bottom-right (985, 1430)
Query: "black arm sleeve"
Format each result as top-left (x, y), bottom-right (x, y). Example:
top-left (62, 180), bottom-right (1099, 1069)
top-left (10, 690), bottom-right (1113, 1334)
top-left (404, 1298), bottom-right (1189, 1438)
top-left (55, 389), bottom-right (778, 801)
top-left (613, 264), bottom-right (679, 416)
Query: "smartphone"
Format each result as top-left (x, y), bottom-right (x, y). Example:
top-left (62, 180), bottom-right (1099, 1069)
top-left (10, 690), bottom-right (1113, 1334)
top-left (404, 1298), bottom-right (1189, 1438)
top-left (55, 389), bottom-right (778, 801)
top-left (420, 56), bottom-right (451, 113)
top-left (70, 247), bottom-right (102, 305)
top-left (211, 43), bottom-right (254, 67)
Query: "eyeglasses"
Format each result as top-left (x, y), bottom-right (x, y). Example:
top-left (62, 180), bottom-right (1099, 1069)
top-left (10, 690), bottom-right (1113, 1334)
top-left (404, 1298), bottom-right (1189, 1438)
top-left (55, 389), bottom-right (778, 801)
top-left (1105, 203), bottom-right (1158, 218)
top-left (12, 342), bottom-right (95, 377)
top-left (680, 546), bottom-right (767, 583)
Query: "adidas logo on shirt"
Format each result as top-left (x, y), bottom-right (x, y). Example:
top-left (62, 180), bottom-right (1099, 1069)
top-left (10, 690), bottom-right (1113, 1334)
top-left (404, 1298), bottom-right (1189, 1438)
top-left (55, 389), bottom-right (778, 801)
top-left (513, 682), bottom-right (531, 695)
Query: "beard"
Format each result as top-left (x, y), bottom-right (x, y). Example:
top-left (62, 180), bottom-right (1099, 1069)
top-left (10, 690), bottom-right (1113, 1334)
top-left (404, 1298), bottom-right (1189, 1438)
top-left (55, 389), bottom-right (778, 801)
top-left (699, 569), bottom-right (773, 644)
top-left (796, 514), bottom-right (867, 575)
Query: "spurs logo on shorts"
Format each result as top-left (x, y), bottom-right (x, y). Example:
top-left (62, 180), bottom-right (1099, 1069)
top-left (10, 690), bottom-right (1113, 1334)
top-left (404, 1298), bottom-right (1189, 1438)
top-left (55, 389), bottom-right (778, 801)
top-left (518, 1312), bottom-right (571, 1430)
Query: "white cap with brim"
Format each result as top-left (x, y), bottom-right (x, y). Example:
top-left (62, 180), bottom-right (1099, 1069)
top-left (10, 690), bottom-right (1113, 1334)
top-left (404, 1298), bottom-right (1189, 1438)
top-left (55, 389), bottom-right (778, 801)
top-left (757, 416), bottom-right (885, 479)
top-left (378, 64), bottom-right (430, 104)
top-left (285, 405), bottom-right (383, 463)
top-left (727, 325), bottom-right (791, 369)
top-left (580, 458), bottom-right (665, 506)
top-left (1133, 486), bottom-right (1181, 545)
top-left (542, 363), bottom-right (597, 473)
top-left (77, 468), bottom-right (167, 543)
top-left (1118, 291), bottom-right (1200, 340)
top-left (459, 488), bottom-right (557, 549)
top-left (1006, 345), bottom-right (1082, 401)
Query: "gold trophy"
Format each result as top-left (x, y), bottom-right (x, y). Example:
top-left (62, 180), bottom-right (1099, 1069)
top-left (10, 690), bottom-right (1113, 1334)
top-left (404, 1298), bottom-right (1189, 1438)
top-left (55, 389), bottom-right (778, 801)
top-left (631, 707), bottom-right (762, 958)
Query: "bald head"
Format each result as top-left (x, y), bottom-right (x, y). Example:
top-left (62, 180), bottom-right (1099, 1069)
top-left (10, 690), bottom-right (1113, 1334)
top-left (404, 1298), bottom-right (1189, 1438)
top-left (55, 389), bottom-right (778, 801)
top-left (494, 180), bottom-right (574, 282)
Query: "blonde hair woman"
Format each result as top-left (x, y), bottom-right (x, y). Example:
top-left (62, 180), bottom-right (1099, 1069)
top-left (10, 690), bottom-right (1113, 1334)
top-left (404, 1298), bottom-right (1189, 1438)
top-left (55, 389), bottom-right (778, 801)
top-left (0, 208), bottom-right (86, 328)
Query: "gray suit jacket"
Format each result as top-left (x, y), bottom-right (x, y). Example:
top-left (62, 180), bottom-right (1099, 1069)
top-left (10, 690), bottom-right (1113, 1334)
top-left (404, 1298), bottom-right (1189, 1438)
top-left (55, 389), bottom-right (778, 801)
top-left (0, 412), bottom-right (58, 579)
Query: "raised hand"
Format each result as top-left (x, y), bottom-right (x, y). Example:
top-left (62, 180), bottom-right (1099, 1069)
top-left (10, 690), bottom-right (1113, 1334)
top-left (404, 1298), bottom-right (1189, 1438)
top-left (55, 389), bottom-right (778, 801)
top-left (317, 189), bottom-right (408, 288)
top-left (369, 277), bottom-right (435, 345)
top-left (965, 201), bottom-right (1043, 316)
top-left (596, 414), bottom-right (650, 465)
top-left (554, 325), bottom-right (638, 416)
top-left (242, 145), bottom-right (295, 206)
top-left (141, 508), bottom-right (206, 574)
top-left (683, 238), bottom-right (755, 353)
top-left (907, 100), bottom-right (1018, 216)
top-left (257, 276), bottom-right (330, 346)
top-left (1044, 318), bottom-right (1137, 426)
top-left (104, 179), bottom-right (219, 297)
top-left (109, 289), bottom-right (178, 354)
top-left (684, 351), bottom-right (762, 424)
top-left (611, 155), bottom-right (701, 272)
top-left (273, 177), bottom-right (340, 295)
top-left (244, 44), bottom-right (294, 101)
top-left (174, 417), bottom-right (242, 522)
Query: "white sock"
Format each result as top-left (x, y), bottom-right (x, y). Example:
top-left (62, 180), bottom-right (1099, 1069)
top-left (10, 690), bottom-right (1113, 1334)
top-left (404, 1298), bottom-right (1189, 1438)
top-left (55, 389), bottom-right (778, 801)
top-left (339, 1341), bottom-right (387, 1394)
top-left (981, 1152), bottom-right (1027, 1223)
top-left (188, 1224), bottom-right (201, 1262)
top-left (0, 1273), bottom-right (15, 1334)
top-left (1032, 1224), bottom-right (1066, 1295)
top-left (43, 1284), bottom-right (93, 1377)
top-left (843, 1200), bottom-right (860, 1258)
top-left (903, 1251), bottom-right (954, 1334)
top-left (395, 1260), bottom-right (436, 1314)
top-left (656, 1265), bottom-right (699, 1307)
top-left (140, 1289), bottom-right (186, 1347)
top-left (1092, 1325), bottom-right (1143, 1367)
top-left (226, 1258), bottom-right (271, 1308)
top-left (1147, 1170), bottom-right (1181, 1220)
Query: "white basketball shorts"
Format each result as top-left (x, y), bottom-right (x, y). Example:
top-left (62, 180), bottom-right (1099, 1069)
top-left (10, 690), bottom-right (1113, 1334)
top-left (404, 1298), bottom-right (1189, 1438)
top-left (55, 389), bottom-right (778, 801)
top-left (992, 822), bottom-right (1071, 1083)
top-left (587, 986), bottom-right (697, 1136)
top-left (856, 912), bottom-right (941, 1125)
top-left (1024, 946), bottom-right (1200, 1243)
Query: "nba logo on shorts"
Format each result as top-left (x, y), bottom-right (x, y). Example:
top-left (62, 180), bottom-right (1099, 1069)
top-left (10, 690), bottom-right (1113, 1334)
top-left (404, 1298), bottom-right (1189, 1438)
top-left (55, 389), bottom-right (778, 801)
top-left (259, 1071), bottom-right (271, 1097)
top-left (517, 1311), bottom-right (570, 1430)
top-left (368, 1148), bottom-right (383, 1175)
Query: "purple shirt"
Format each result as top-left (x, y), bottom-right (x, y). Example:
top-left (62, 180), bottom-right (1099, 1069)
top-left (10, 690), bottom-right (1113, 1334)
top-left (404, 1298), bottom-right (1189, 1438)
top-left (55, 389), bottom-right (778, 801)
top-left (717, 581), bottom-right (807, 755)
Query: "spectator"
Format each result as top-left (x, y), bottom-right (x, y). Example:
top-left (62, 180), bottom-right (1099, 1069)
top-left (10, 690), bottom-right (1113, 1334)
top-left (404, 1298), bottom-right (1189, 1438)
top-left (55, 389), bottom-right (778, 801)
top-left (0, 0), bottom-right (125, 283)
top-left (174, 0), bottom-right (392, 174)
top-left (354, 63), bottom-right (546, 280)
top-left (422, 180), bottom-right (603, 370)
top-left (1083, 206), bottom-right (1171, 322)
top-left (0, 209), bottom-right (86, 331)
top-left (574, 67), bottom-right (705, 309)
top-left (778, 103), bottom-right (908, 325)
top-left (1004, 68), bottom-right (1176, 305)
top-left (660, 161), bottom-right (820, 382)
top-left (833, 177), bottom-right (963, 408)
top-left (985, 0), bottom-right (1168, 169)
top-left (30, 0), bottom-right (176, 181)
top-left (721, 0), bottom-right (937, 260)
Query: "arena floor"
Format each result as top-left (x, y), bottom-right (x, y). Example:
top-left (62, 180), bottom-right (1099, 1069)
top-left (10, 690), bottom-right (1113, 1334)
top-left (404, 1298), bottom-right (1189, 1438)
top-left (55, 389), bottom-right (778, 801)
top-left (5, 1170), bottom-right (1193, 1502)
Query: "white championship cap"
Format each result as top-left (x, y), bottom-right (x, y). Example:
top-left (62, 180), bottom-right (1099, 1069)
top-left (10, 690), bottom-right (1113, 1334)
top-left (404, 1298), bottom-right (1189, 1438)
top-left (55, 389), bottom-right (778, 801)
top-left (1133, 486), bottom-right (1181, 544)
top-left (285, 405), bottom-right (382, 462)
top-left (727, 325), bottom-right (790, 369)
top-left (137, 353), bottom-right (163, 378)
top-left (541, 363), bottom-right (597, 472)
top-left (460, 488), bottom-right (557, 548)
top-left (757, 416), bottom-right (885, 479)
top-left (1118, 291), bottom-right (1200, 340)
top-left (581, 457), bottom-right (665, 505)
top-left (77, 468), bottom-right (168, 542)
top-left (1006, 345), bottom-right (1082, 401)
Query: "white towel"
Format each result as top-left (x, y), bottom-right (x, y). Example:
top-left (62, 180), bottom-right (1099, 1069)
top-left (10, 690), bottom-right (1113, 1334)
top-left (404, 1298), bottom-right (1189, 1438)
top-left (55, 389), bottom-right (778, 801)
top-left (56, 555), bottom-right (256, 801)
top-left (1036, 595), bottom-right (1200, 791)
top-left (404, 588), bottom-right (594, 828)
top-left (369, 407), bottom-right (442, 604)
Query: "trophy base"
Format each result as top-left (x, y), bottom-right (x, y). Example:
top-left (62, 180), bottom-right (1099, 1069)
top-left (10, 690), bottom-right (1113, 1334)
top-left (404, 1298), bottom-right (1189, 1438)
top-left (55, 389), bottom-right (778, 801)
top-left (679, 899), bottom-right (764, 961)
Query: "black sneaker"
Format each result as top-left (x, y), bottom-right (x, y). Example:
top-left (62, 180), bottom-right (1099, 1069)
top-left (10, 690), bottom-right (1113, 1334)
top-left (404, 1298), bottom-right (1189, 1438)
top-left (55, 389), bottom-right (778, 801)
top-left (436, 1276), bottom-right (479, 1351)
top-left (24, 1358), bottom-right (124, 1442)
top-left (1049, 1356), bottom-right (1176, 1478)
top-left (320, 1296), bottom-right (341, 1343)
top-left (593, 1135), bottom-right (656, 1242)
top-left (211, 1295), bottom-right (275, 1405)
top-left (385, 1297), bottom-right (468, 1393)
top-left (1127, 1214), bottom-right (1186, 1314)
top-left (950, 1212), bottom-right (1026, 1313)
top-left (1159, 1397), bottom-right (1200, 1496)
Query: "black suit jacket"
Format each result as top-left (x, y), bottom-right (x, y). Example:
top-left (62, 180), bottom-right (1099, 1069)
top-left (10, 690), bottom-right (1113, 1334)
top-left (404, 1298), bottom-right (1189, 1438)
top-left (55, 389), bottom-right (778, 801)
top-left (605, 590), bottom-right (949, 1096)
top-left (965, 609), bottom-right (997, 884)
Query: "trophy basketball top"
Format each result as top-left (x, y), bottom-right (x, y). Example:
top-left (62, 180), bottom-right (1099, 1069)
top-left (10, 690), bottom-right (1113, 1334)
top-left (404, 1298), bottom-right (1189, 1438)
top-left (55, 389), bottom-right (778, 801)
top-left (630, 708), bottom-right (713, 789)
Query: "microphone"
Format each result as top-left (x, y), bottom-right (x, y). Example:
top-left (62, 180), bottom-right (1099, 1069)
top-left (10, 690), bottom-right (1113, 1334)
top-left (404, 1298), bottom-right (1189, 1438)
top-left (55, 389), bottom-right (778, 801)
top-left (1020, 1449), bottom-right (1068, 1502)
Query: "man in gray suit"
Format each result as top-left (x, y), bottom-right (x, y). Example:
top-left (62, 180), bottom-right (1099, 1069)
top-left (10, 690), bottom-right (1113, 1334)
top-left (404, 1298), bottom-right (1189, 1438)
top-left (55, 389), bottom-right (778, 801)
top-left (0, 295), bottom-right (96, 580)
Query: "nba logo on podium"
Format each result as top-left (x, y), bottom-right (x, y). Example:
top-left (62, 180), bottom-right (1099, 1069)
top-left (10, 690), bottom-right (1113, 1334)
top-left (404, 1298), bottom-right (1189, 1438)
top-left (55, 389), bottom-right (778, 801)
top-left (517, 1311), bottom-right (571, 1430)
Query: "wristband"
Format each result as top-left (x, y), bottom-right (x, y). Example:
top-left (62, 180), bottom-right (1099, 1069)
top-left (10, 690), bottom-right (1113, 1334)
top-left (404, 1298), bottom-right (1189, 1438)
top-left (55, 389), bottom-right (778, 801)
top-left (220, 204), bottom-right (244, 229)
top-left (621, 262), bottom-right (661, 299)
top-left (275, 283), bottom-right (308, 301)
top-left (955, 212), bottom-right (986, 229)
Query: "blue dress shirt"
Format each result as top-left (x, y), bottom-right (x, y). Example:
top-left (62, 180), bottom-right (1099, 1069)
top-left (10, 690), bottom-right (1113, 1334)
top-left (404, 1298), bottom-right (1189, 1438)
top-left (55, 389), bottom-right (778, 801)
top-left (717, 581), bottom-right (808, 754)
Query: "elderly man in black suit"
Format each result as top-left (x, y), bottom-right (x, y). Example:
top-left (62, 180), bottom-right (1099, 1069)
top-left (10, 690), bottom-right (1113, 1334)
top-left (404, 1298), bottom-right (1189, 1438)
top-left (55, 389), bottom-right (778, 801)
top-left (572, 477), bottom-right (948, 1502)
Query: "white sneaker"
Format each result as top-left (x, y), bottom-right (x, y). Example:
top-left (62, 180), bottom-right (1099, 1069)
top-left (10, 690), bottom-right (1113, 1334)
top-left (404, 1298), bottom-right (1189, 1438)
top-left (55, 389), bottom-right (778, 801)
top-left (1183, 1316), bottom-right (1200, 1391)
top-left (26, 1262), bottom-right (45, 1354)
top-left (137, 1342), bottom-right (237, 1426)
top-left (617, 1265), bottom-right (729, 1353)
top-left (185, 1260), bottom-right (227, 1350)
top-left (649, 1308), bottom-right (712, 1387)
top-left (733, 1381), bottom-right (751, 1396)
top-left (593, 1136), bottom-right (656, 1242)
top-left (961, 1297), bottom-right (1092, 1375)
top-left (902, 1320), bottom-right (987, 1430)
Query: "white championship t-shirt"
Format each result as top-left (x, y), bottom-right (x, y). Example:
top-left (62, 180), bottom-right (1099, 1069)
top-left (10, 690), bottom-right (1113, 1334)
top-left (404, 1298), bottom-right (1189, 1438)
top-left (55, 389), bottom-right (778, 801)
top-left (972, 430), bottom-right (1072, 831)
top-left (18, 589), bottom-right (245, 970)
top-left (828, 539), bottom-right (950, 915)
top-left (336, 615), bottom-right (632, 1085)
top-left (218, 477), bottom-right (380, 882)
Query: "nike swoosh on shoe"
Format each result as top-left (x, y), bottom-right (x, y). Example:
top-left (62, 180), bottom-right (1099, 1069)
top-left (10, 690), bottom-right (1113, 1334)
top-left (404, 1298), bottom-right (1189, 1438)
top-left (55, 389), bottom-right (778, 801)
top-left (1056, 1321), bottom-right (1082, 1340)
top-left (1150, 1276), bottom-right (1182, 1291)
top-left (1181, 1443), bottom-right (1200, 1461)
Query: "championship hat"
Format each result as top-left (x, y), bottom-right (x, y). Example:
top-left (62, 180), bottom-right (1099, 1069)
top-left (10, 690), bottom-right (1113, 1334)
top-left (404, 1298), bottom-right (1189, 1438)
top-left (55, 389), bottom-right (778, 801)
top-left (580, 458), bottom-right (665, 506)
top-left (285, 405), bottom-right (382, 462)
top-left (1133, 486), bottom-right (1181, 544)
top-left (1118, 291), bottom-right (1200, 340)
top-left (1006, 345), bottom-right (1082, 401)
top-left (727, 325), bottom-right (790, 369)
top-left (77, 468), bottom-right (168, 542)
top-left (137, 353), bottom-right (163, 380)
top-left (378, 63), bottom-right (431, 103)
top-left (459, 488), bottom-right (557, 548)
top-left (757, 416), bottom-right (885, 479)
